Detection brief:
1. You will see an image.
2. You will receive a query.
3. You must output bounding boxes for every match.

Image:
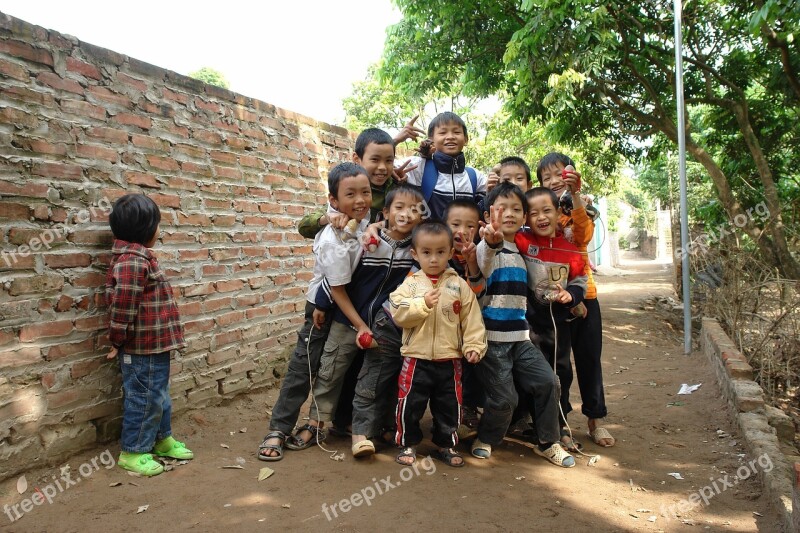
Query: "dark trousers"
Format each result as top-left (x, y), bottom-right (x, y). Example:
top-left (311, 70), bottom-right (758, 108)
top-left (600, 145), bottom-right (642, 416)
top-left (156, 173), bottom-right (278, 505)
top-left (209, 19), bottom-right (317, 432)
top-left (120, 351), bottom-right (171, 452)
top-left (476, 340), bottom-right (560, 447)
top-left (352, 309), bottom-right (403, 438)
top-left (269, 302), bottom-right (332, 435)
top-left (531, 319), bottom-right (574, 425)
top-left (461, 360), bottom-right (485, 409)
top-left (569, 298), bottom-right (607, 419)
top-left (395, 357), bottom-right (463, 449)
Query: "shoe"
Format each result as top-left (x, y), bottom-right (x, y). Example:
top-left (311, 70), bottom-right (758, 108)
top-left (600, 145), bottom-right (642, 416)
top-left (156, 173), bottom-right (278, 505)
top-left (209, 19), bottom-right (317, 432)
top-left (351, 439), bottom-right (376, 458)
top-left (535, 443), bottom-right (575, 467)
top-left (587, 426), bottom-right (616, 447)
top-left (471, 438), bottom-right (491, 459)
top-left (457, 424), bottom-right (478, 440)
top-left (118, 452), bottom-right (165, 476)
top-left (153, 436), bottom-right (194, 460)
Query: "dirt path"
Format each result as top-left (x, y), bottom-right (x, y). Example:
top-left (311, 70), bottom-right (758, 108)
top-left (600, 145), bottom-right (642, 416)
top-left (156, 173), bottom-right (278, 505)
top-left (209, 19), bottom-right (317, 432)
top-left (0, 254), bottom-right (785, 532)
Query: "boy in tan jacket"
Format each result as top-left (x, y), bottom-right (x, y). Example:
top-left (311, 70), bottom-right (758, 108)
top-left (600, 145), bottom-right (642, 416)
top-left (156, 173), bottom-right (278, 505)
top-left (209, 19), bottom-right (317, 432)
top-left (388, 221), bottom-right (487, 467)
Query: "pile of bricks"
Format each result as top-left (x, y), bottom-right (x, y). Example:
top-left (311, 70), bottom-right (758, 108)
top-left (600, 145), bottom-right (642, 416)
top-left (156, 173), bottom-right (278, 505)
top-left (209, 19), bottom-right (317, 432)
top-left (0, 12), bottom-right (352, 480)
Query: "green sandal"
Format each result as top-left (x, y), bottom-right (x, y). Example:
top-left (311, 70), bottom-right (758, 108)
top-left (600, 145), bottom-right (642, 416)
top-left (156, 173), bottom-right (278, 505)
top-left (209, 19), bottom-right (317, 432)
top-left (153, 436), bottom-right (194, 460)
top-left (118, 452), bottom-right (165, 477)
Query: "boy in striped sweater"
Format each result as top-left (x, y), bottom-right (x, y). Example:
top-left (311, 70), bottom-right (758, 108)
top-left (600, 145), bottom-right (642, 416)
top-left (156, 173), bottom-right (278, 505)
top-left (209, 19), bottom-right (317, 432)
top-left (472, 182), bottom-right (575, 467)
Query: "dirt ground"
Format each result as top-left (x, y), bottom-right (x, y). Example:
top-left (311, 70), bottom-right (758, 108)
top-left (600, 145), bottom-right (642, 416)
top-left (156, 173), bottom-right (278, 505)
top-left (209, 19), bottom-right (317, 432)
top-left (0, 253), bottom-right (787, 532)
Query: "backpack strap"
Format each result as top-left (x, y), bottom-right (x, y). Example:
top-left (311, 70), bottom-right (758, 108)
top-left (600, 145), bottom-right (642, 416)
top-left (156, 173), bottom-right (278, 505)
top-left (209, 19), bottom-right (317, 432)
top-left (421, 158), bottom-right (438, 202)
top-left (422, 160), bottom-right (479, 202)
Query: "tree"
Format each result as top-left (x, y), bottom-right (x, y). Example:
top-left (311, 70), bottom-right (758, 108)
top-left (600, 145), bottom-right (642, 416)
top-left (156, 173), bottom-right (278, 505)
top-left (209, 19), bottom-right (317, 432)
top-left (380, 0), bottom-right (800, 277)
top-left (189, 67), bottom-right (230, 89)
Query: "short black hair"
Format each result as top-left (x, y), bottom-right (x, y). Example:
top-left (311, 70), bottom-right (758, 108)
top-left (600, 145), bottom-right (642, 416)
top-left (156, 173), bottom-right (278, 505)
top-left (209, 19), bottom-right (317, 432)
top-left (443, 199), bottom-right (481, 223)
top-left (427, 111), bottom-right (468, 140)
top-left (384, 184), bottom-right (425, 211)
top-left (109, 194), bottom-right (161, 245)
top-left (328, 161), bottom-right (368, 199)
top-left (536, 152), bottom-right (575, 185)
top-left (411, 220), bottom-right (453, 249)
top-left (500, 156), bottom-right (531, 183)
top-left (525, 187), bottom-right (559, 209)
top-left (485, 181), bottom-right (528, 215)
top-left (354, 128), bottom-right (395, 158)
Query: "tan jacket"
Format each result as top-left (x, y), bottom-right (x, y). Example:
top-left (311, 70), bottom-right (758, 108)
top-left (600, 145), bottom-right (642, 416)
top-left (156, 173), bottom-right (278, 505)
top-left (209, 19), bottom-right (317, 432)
top-left (388, 268), bottom-right (487, 361)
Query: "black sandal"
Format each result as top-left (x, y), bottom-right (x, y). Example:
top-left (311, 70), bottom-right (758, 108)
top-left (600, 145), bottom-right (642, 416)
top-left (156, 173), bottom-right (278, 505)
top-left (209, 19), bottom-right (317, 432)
top-left (257, 431), bottom-right (286, 462)
top-left (559, 428), bottom-right (583, 453)
top-left (432, 447), bottom-right (465, 467)
top-left (395, 446), bottom-right (416, 465)
top-left (285, 423), bottom-right (326, 450)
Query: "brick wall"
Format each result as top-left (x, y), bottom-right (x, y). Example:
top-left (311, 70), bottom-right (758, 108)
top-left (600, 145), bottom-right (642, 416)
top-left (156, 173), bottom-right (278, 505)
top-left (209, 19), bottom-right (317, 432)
top-left (0, 12), bottom-right (352, 480)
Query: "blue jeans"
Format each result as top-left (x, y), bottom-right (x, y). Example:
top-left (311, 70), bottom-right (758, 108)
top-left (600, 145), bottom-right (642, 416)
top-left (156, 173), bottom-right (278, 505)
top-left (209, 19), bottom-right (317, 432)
top-left (120, 351), bottom-right (172, 452)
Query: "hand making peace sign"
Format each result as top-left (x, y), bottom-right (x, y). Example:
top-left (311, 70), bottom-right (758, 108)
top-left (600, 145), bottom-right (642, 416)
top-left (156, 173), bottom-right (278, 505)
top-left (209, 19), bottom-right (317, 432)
top-left (482, 205), bottom-right (505, 246)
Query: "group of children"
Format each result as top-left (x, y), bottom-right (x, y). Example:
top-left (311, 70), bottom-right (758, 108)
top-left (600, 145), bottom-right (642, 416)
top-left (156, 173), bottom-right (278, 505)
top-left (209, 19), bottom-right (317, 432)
top-left (104, 111), bottom-right (614, 477)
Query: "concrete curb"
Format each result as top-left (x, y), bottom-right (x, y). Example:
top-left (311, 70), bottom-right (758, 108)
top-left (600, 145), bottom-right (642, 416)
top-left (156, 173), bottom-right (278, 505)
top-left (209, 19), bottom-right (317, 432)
top-left (701, 318), bottom-right (797, 531)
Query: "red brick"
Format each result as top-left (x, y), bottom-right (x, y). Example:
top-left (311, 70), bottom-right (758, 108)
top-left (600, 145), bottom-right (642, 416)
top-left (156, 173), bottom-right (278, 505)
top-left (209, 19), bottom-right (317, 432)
top-left (147, 155), bottom-right (180, 172)
top-left (0, 201), bottom-right (29, 219)
top-left (215, 310), bottom-right (245, 327)
top-left (0, 329), bottom-right (14, 346)
top-left (214, 165), bottom-right (242, 180)
top-left (46, 338), bottom-right (94, 360)
top-left (0, 58), bottom-right (28, 81)
top-left (56, 295), bottom-right (74, 312)
top-left (177, 249), bottom-right (209, 262)
top-left (125, 171), bottom-right (161, 189)
top-left (184, 318), bottom-right (214, 334)
top-left (32, 161), bottom-right (83, 180)
top-left (19, 319), bottom-right (73, 342)
top-left (68, 230), bottom-right (114, 245)
top-left (60, 99), bottom-right (106, 120)
top-left (117, 72), bottom-right (148, 91)
top-left (87, 126), bottom-right (129, 144)
top-left (0, 106), bottom-right (38, 129)
top-left (162, 232), bottom-right (195, 245)
top-left (87, 86), bottom-right (131, 108)
top-left (0, 347), bottom-right (42, 368)
top-left (47, 387), bottom-right (99, 410)
top-left (77, 143), bottom-right (119, 162)
top-left (114, 112), bottom-right (151, 129)
top-left (215, 330), bottom-right (242, 346)
top-left (236, 293), bottom-right (261, 307)
top-left (210, 248), bottom-right (238, 261)
top-left (192, 129), bottom-right (222, 145)
top-left (243, 216), bottom-right (269, 226)
top-left (66, 57), bottom-right (102, 80)
top-left (0, 180), bottom-right (49, 198)
top-left (9, 274), bottom-right (64, 296)
top-left (182, 282), bottom-right (215, 297)
top-left (246, 307), bottom-right (269, 319)
top-left (212, 215), bottom-right (236, 226)
top-left (216, 279), bottom-right (245, 293)
top-left (0, 253), bottom-right (35, 270)
top-left (173, 143), bottom-right (206, 160)
top-left (202, 264), bottom-right (227, 276)
top-left (179, 301), bottom-right (202, 316)
top-left (36, 71), bottom-right (83, 94)
top-left (71, 356), bottom-right (106, 379)
top-left (207, 347), bottom-right (238, 365)
top-left (72, 271), bottom-right (106, 288)
top-left (0, 39), bottom-right (53, 66)
top-left (203, 297), bottom-right (232, 313)
top-left (132, 133), bottom-right (167, 151)
top-left (45, 253), bottom-right (92, 268)
top-left (162, 87), bottom-right (189, 104)
top-left (177, 213), bottom-right (211, 226)
top-left (151, 193), bottom-right (181, 208)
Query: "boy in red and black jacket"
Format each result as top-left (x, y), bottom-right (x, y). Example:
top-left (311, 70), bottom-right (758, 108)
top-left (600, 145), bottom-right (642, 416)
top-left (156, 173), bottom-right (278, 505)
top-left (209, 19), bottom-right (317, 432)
top-left (106, 194), bottom-right (192, 476)
top-left (515, 187), bottom-right (587, 447)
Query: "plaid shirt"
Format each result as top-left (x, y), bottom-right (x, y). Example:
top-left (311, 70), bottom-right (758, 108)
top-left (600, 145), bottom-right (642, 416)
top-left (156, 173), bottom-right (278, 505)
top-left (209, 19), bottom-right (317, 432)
top-left (106, 240), bottom-right (185, 355)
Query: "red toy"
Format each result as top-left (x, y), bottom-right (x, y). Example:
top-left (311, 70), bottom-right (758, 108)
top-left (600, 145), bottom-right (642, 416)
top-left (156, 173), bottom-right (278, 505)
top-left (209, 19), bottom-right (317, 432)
top-left (357, 331), bottom-right (373, 349)
top-left (365, 235), bottom-right (379, 253)
top-left (562, 165), bottom-right (581, 193)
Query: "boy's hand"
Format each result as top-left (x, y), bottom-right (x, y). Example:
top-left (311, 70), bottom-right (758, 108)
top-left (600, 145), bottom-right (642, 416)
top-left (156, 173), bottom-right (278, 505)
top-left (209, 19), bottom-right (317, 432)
top-left (486, 164), bottom-right (502, 192)
top-left (393, 115), bottom-right (426, 145)
top-left (362, 222), bottom-right (383, 250)
top-left (482, 205), bottom-right (504, 246)
top-left (355, 325), bottom-right (374, 349)
top-left (459, 229), bottom-right (478, 272)
top-left (563, 166), bottom-right (582, 194)
top-left (424, 288), bottom-right (441, 309)
top-left (107, 346), bottom-right (118, 360)
top-left (326, 212), bottom-right (350, 230)
top-left (392, 159), bottom-right (418, 183)
top-left (465, 351), bottom-right (480, 364)
top-left (312, 308), bottom-right (326, 329)
top-left (552, 284), bottom-right (573, 305)
top-left (570, 301), bottom-right (587, 319)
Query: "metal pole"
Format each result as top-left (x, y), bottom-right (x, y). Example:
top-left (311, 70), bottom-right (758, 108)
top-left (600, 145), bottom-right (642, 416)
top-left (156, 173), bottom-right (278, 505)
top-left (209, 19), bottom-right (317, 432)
top-left (674, 0), bottom-right (692, 354)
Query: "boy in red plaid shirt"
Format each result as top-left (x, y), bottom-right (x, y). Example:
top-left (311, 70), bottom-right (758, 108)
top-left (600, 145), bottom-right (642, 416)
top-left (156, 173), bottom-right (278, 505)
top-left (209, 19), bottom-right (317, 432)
top-left (106, 194), bottom-right (192, 476)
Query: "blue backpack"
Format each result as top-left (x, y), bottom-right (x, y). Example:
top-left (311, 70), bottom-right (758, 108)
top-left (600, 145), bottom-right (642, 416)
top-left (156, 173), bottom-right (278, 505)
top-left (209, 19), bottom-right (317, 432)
top-left (421, 159), bottom-right (478, 203)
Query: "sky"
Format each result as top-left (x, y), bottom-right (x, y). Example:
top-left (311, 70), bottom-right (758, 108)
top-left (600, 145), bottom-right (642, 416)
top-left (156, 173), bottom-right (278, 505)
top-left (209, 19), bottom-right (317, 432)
top-left (0, 1), bottom-right (403, 125)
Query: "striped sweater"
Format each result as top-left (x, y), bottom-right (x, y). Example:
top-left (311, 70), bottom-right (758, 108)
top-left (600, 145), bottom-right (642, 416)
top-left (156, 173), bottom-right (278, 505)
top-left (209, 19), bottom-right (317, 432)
top-left (476, 239), bottom-right (530, 343)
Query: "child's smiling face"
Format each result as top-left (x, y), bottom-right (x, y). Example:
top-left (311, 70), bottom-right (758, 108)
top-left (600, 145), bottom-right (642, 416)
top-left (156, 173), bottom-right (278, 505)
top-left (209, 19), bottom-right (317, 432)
top-left (539, 162), bottom-right (567, 195)
top-left (431, 121), bottom-right (467, 157)
top-left (499, 163), bottom-right (530, 192)
top-left (354, 142), bottom-right (395, 188)
top-left (527, 194), bottom-right (559, 238)
top-left (383, 191), bottom-right (423, 236)
top-left (446, 206), bottom-right (479, 253)
top-left (485, 194), bottom-right (526, 240)
top-left (330, 173), bottom-right (372, 221)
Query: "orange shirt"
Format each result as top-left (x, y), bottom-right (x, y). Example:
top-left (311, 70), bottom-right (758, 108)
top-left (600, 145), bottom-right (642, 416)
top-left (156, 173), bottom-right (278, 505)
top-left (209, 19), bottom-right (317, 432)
top-left (560, 206), bottom-right (597, 300)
